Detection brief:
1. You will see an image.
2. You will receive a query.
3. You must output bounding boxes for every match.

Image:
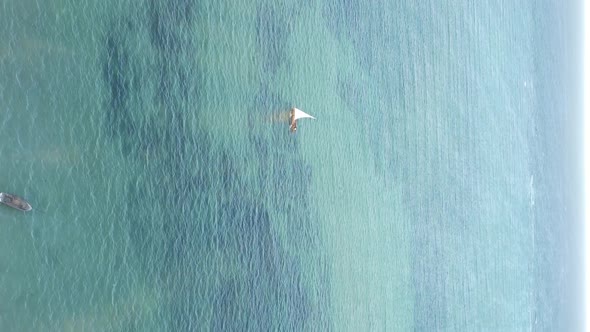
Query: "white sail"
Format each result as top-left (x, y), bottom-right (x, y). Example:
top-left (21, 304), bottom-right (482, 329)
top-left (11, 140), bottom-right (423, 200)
top-left (293, 108), bottom-right (316, 120)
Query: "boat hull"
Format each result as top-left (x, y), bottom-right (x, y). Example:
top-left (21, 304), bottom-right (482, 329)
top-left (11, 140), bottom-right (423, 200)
top-left (0, 192), bottom-right (32, 211)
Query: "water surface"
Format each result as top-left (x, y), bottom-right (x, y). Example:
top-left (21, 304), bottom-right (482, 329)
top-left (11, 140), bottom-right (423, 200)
top-left (0, 0), bottom-right (584, 330)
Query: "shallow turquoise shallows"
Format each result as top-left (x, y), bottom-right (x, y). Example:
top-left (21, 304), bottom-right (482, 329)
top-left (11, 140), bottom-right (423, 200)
top-left (0, 0), bottom-right (584, 330)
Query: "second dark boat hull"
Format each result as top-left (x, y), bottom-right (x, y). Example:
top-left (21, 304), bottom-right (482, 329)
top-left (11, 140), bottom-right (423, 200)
top-left (0, 192), bottom-right (32, 211)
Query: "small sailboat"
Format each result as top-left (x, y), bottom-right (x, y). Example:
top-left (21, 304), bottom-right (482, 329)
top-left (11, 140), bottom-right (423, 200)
top-left (289, 107), bottom-right (315, 133)
top-left (0, 192), bottom-right (32, 211)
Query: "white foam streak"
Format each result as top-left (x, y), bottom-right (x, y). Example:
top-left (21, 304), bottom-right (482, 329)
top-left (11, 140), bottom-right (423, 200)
top-left (584, 0), bottom-right (590, 330)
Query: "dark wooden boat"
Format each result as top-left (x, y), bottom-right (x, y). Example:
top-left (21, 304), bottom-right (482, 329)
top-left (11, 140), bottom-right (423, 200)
top-left (0, 192), bottom-right (32, 211)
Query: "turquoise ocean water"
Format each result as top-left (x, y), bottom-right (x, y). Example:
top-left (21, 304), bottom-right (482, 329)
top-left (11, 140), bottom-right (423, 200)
top-left (0, 0), bottom-right (584, 330)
